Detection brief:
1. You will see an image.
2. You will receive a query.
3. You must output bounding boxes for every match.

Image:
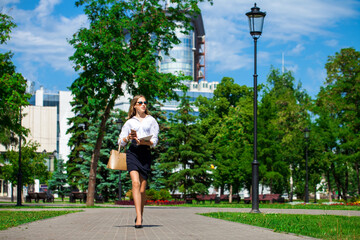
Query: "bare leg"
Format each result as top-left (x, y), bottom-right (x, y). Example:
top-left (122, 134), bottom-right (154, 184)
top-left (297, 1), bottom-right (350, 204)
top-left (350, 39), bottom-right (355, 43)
top-left (139, 175), bottom-right (147, 217)
top-left (130, 171), bottom-right (143, 226)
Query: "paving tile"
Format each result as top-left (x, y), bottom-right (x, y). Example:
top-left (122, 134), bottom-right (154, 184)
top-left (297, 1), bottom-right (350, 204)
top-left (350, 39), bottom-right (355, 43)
top-left (1, 205), bottom-right (359, 240)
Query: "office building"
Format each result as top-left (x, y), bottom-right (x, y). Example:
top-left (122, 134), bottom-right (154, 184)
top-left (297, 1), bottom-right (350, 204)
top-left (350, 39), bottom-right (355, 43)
top-left (114, 11), bottom-right (218, 113)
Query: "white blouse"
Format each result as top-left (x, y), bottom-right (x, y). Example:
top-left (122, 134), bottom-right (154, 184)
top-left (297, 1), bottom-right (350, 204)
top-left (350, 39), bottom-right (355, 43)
top-left (118, 115), bottom-right (159, 147)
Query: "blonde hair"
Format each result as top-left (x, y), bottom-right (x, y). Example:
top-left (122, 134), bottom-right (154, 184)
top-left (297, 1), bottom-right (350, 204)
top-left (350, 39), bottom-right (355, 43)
top-left (127, 95), bottom-right (150, 119)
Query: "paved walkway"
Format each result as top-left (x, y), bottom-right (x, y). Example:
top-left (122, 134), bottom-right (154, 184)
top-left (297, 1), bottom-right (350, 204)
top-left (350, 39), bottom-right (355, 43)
top-left (1, 206), bottom-right (359, 240)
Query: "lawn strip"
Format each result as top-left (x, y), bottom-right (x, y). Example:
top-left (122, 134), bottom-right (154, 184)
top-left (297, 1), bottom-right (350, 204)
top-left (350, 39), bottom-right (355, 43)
top-left (0, 210), bottom-right (82, 230)
top-left (200, 212), bottom-right (360, 240)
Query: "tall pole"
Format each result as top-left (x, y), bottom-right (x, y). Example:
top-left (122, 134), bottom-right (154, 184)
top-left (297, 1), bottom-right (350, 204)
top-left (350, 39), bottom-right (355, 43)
top-left (119, 171), bottom-right (122, 201)
top-left (251, 38), bottom-right (260, 213)
top-left (117, 119), bottom-right (123, 202)
top-left (305, 141), bottom-right (309, 203)
top-left (246, 2), bottom-right (265, 213)
top-left (16, 107), bottom-right (22, 206)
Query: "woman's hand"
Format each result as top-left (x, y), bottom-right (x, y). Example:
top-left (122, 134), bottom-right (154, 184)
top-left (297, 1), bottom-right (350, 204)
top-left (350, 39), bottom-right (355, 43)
top-left (137, 139), bottom-right (153, 146)
top-left (129, 129), bottom-right (137, 140)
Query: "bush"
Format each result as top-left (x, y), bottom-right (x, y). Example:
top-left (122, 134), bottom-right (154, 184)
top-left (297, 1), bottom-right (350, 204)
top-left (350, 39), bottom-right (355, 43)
top-left (145, 189), bottom-right (171, 201)
top-left (349, 195), bottom-right (360, 204)
top-left (126, 190), bottom-right (133, 200)
top-left (146, 189), bottom-right (159, 201)
top-left (158, 189), bottom-right (171, 200)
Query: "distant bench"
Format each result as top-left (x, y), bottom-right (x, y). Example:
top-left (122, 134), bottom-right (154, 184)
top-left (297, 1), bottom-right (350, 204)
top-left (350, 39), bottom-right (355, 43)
top-left (69, 192), bottom-right (87, 203)
top-left (216, 194), bottom-right (241, 203)
top-left (26, 192), bottom-right (54, 203)
top-left (170, 194), bottom-right (182, 201)
top-left (195, 194), bottom-right (217, 204)
top-left (244, 194), bottom-right (284, 204)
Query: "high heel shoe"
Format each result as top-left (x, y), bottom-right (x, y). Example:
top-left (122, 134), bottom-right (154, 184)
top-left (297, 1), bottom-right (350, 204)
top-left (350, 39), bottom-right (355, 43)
top-left (135, 217), bottom-right (143, 223)
top-left (134, 217), bottom-right (143, 228)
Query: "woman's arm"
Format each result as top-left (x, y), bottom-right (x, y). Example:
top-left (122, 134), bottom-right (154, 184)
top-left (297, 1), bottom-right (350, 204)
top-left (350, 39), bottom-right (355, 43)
top-left (118, 121), bottom-right (131, 146)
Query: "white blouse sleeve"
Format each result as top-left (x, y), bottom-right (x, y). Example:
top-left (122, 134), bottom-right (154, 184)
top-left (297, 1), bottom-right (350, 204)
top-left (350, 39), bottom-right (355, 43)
top-left (150, 117), bottom-right (160, 147)
top-left (118, 121), bottom-right (130, 147)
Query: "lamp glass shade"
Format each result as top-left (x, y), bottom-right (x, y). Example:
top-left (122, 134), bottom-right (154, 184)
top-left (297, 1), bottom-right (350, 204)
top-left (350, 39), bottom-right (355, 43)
top-left (246, 4), bottom-right (266, 39)
top-left (304, 128), bottom-right (310, 139)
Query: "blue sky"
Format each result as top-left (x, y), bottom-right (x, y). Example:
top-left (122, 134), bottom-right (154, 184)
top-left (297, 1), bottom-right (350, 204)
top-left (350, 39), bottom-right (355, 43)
top-left (2, 0), bottom-right (360, 97)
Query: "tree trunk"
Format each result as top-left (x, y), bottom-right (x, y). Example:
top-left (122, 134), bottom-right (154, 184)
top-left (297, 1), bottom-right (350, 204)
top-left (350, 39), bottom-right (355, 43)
top-left (331, 162), bottom-right (343, 200)
top-left (355, 161), bottom-right (360, 195)
top-left (327, 171), bottom-right (332, 202)
top-left (220, 184), bottom-right (224, 195)
top-left (229, 185), bottom-right (233, 203)
top-left (341, 164), bottom-right (349, 202)
top-left (289, 171), bottom-right (294, 202)
top-left (86, 98), bottom-right (114, 206)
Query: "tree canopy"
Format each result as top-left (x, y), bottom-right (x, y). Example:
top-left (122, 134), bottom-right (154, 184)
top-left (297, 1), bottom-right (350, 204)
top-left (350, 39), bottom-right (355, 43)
top-left (0, 13), bottom-right (30, 148)
top-left (68, 0), bottom-right (212, 206)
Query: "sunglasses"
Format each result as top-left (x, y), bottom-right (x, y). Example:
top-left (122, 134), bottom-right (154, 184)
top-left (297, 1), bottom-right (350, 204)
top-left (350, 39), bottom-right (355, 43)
top-left (137, 101), bottom-right (148, 105)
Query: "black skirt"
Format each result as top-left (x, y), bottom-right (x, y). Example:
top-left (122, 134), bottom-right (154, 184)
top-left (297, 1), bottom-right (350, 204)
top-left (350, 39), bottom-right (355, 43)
top-left (126, 140), bottom-right (152, 180)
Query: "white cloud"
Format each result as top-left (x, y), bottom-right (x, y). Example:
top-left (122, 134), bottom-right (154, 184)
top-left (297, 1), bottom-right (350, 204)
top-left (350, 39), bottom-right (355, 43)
top-left (286, 64), bottom-right (298, 74)
top-left (305, 67), bottom-right (327, 95)
top-left (3, 1), bottom-right (87, 84)
top-left (34, 0), bottom-right (61, 19)
top-left (289, 44), bottom-right (305, 55)
top-left (1, 0), bottom-right (19, 5)
top-left (201, 0), bottom-right (359, 72)
top-left (324, 39), bottom-right (338, 47)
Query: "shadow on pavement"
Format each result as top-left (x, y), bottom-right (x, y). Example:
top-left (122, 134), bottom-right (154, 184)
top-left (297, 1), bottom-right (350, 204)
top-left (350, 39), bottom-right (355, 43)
top-left (115, 224), bottom-right (163, 228)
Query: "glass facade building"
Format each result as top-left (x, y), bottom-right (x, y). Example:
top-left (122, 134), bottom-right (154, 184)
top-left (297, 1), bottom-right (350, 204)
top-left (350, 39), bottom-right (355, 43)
top-left (160, 29), bottom-right (194, 78)
top-left (157, 13), bottom-right (218, 115)
top-left (114, 12), bottom-right (218, 115)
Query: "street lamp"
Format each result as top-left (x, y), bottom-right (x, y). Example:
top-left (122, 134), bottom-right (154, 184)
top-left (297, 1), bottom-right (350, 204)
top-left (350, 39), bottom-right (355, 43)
top-left (42, 149), bottom-right (49, 171)
top-left (304, 127), bottom-right (310, 203)
top-left (116, 118), bottom-right (124, 201)
top-left (246, 3), bottom-right (266, 213)
top-left (51, 150), bottom-right (57, 172)
top-left (16, 107), bottom-right (23, 206)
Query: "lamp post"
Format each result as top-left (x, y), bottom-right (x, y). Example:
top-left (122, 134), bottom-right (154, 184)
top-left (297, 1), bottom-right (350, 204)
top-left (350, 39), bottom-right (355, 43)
top-left (16, 107), bottom-right (23, 206)
top-left (304, 127), bottom-right (310, 203)
top-left (116, 118), bottom-right (124, 201)
top-left (42, 150), bottom-right (49, 171)
top-left (246, 3), bottom-right (266, 213)
top-left (51, 150), bottom-right (57, 172)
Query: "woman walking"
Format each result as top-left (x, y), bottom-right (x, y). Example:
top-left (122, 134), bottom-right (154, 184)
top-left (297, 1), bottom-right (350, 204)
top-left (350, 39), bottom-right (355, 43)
top-left (118, 95), bottom-right (159, 228)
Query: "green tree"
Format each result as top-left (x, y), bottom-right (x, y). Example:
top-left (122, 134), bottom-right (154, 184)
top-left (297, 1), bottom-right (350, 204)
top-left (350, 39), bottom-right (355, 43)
top-left (148, 101), bottom-right (171, 190)
top-left (0, 142), bottom-right (49, 201)
top-left (195, 77), bottom-right (251, 196)
top-left (66, 98), bottom-right (91, 190)
top-left (315, 48), bottom-right (360, 200)
top-left (68, 0), bottom-right (212, 206)
top-left (149, 162), bottom-right (166, 190)
top-left (159, 92), bottom-right (211, 197)
top-left (75, 110), bottom-right (132, 201)
top-left (0, 13), bottom-right (30, 148)
top-left (48, 159), bottom-right (68, 201)
top-left (259, 68), bottom-right (311, 198)
top-left (212, 98), bottom-right (253, 197)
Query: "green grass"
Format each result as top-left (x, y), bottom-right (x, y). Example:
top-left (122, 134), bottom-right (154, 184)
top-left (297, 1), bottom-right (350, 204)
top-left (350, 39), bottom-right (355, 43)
top-left (173, 202), bottom-right (360, 211)
top-left (1, 199), bottom-right (359, 211)
top-left (201, 212), bottom-right (360, 240)
top-left (0, 210), bottom-right (82, 230)
top-left (0, 204), bottom-right (122, 209)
